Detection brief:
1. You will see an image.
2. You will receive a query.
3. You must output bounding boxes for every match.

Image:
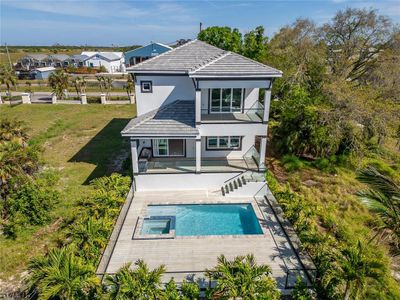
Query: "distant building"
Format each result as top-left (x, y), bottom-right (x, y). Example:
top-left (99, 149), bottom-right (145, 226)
top-left (66, 54), bottom-right (89, 67)
top-left (45, 54), bottom-right (70, 68)
top-left (31, 67), bottom-right (56, 80)
top-left (124, 43), bottom-right (172, 67)
top-left (82, 51), bottom-right (125, 73)
top-left (17, 54), bottom-right (48, 71)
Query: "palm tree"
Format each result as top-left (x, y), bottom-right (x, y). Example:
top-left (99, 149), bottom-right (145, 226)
top-left (357, 167), bottom-right (400, 253)
top-left (72, 76), bottom-right (82, 96)
top-left (28, 245), bottom-right (100, 299)
top-left (0, 119), bottom-right (29, 145)
top-left (126, 76), bottom-right (134, 99)
top-left (0, 65), bottom-right (17, 99)
top-left (48, 69), bottom-right (69, 99)
top-left (68, 216), bottom-right (111, 263)
top-left (104, 260), bottom-right (166, 299)
top-left (104, 76), bottom-right (113, 101)
top-left (339, 241), bottom-right (385, 300)
top-left (205, 254), bottom-right (280, 299)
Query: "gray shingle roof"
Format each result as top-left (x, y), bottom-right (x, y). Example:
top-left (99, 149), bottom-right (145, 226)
top-left (121, 100), bottom-right (198, 137)
top-left (190, 52), bottom-right (281, 77)
top-left (127, 40), bottom-right (225, 73)
top-left (127, 40), bottom-right (282, 77)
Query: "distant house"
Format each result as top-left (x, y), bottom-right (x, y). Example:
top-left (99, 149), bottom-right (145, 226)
top-left (17, 54), bottom-right (48, 70)
top-left (31, 67), bottom-right (56, 80)
top-left (81, 51), bottom-right (125, 73)
top-left (124, 43), bottom-right (172, 67)
top-left (46, 54), bottom-right (70, 68)
top-left (66, 54), bottom-right (89, 67)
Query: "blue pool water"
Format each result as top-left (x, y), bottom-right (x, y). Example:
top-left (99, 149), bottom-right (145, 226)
top-left (146, 204), bottom-right (263, 236)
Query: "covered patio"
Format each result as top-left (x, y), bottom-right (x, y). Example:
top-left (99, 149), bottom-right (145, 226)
top-left (142, 156), bottom-right (258, 174)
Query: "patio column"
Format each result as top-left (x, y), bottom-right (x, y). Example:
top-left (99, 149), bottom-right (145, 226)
top-left (195, 89), bottom-right (201, 124)
top-left (195, 138), bottom-right (201, 173)
top-left (130, 139), bottom-right (139, 175)
top-left (263, 89), bottom-right (271, 122)
top-left (259, 136), bottom-right (267, 171)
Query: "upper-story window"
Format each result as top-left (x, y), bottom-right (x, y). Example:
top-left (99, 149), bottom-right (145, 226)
top-left (141, 81), bottom-right (152, 93)
top-left (210, 88), bottom-right (243, 113)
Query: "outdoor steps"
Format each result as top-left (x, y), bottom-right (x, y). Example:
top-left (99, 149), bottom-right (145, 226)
top-left (221, 175), bottom-right (247, 196)
top-left (221, 172), bottom-right (267, 197)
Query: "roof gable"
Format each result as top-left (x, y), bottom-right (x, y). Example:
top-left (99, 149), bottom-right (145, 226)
top-left (127, 40), bottom-right (282, 77)
top-left (125, 43), bottom-right (172, 58)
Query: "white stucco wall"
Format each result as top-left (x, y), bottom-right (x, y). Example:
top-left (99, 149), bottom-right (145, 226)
top-left (135, 75), bottom-right (196, 116)
top-left (186, 139), bottom-right (196, 158)
top-left (84, 58), bottom-right (124, 73)
top-left (135, 172), bottom-right (241, 191)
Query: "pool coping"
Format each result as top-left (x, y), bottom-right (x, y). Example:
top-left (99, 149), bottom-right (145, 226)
top-left (132, 200), bottom-right (269, 240)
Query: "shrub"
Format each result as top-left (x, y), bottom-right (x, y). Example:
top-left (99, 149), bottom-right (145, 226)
top-left (291, 277), bottom-right (314, 300)
top-left (282, 154), bottom-right (304, 172)
top-left (313, 157), bottom-right (336, 173)
top-left (9, 180), bottom-right (58, 225)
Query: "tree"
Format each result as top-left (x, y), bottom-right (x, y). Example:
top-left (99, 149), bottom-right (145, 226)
top-left (198, 26), bottom-right (242, 52)
top-left (206, 254), bottom-right (280, 299)
top-left (126, 75), bottom-right (134, 98)
top-left (0, 119), bottom-right (29, 145)
top-left (321, 8), bottom-right (393, 81)
top-left (28, 246), bottom-right (99, 299)
top-left (104, 260), bottom-right (166, 299)
top-left (68, 216), bottom-right (111, 263)
top-left (72, 76), bottom-right (87, 96)
top-left (0, 64), bottom-right (17, 98)
top-left (357, 167), bottom-right (400, 254)
top-left (339, 241), bottom-right (385, 300)
top-left (242, 26), bottom-right (268, 60)
top-left (48, 69), bottom-right (69, 99)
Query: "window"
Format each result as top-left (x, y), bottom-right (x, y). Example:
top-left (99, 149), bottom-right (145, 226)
top-left (141, 81), bottom-right (152, 93)
top-left (206, 136), bottom-right (242, 150)
top-left (210, 88), bottom-right (243, 113)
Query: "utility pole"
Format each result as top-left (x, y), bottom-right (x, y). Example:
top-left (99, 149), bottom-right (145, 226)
top-left (5, 43), bottom-right (12, 67)
top-left (199, 22), bottom-right (202, 34)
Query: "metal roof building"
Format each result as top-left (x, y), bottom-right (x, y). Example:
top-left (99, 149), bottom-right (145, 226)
top-left (124, 42), bottom-right (172, 67)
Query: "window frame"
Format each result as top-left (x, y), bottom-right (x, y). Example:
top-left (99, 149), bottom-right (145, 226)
top-left (206, 136), bottom-right (242, 151)
top-left (140, 81), bottom-right (153, 93)
top-left (209, 88), bottom-right (244, 113)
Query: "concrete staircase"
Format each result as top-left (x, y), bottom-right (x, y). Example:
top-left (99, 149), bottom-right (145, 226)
top-left (221, 171), bottom-right (265, 196)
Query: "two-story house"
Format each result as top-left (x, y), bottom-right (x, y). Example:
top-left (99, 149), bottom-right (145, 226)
top-left (122, 40), bottom-right (282, 192)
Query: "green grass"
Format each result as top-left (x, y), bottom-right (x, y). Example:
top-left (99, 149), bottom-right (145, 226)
top-left (0, 104), bottom-right (136, 282)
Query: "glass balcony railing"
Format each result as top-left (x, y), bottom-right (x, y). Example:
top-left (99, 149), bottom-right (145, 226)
top-left (201, 102), bottom-right (264, 122)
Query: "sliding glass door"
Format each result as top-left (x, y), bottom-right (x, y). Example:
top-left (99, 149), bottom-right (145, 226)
top-left (152, 139), bottom-right (185, 157)
top-left (210, 88), bottom-right (243, 113)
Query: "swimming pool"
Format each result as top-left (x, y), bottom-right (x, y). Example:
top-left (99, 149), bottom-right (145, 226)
top-left (145, 203), bottom-right (263, 236)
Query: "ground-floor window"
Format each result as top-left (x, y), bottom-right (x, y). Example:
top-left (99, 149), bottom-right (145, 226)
top-left (152, 139), bottom-right (185, 157)
top-left (206, 136), bottom-right (242, 150)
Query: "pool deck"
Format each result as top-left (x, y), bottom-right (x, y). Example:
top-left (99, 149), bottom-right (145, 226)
top-left (104, 189), bottom-right (310, 290)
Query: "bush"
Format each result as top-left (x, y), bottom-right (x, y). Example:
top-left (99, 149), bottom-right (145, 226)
top-left (282, 154), bottom-right (304, 172)
top-left (313, 157), bottom-right (336, 173)
top-left (8, 177), bottom-right (59, 225)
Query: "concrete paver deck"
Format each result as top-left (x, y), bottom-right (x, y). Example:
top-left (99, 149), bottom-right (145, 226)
top-left (105, 189), bottom-right (305, 289)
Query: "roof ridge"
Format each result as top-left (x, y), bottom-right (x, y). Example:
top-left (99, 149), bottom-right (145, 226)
top-left (189, 51), bottom-right (230, 73)
top-left (128, 39), bottom-right (197, 68)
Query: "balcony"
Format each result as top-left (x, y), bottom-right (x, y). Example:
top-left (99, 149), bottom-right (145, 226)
top-left (201, 102), bottom-right (264, 123)
top-left (139, 157), bottom-right (259, 174)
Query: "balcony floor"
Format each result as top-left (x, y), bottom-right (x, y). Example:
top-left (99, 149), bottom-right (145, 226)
top-left (142, 157), bottom-right (258, 174)
top-left (201, 112), bottom-right (262, 122)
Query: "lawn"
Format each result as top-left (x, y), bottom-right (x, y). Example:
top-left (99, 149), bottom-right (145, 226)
top-left (0, 104), bottom-right (136, 285)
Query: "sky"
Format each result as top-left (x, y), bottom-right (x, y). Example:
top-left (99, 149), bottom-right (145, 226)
top-left (1, 0), bottom-right (400, 46)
